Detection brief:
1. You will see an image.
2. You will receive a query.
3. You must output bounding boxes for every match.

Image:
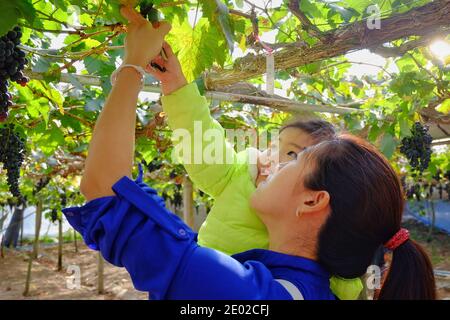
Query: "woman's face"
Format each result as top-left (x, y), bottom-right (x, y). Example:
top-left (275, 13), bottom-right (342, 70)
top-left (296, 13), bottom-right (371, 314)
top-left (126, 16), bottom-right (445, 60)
top-left (251, 149), bottom-right (313, 223)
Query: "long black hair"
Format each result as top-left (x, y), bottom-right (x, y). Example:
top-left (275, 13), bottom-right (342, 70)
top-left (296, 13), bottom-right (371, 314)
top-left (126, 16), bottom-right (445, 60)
top-left (302, 134), bottom-right (436, 300)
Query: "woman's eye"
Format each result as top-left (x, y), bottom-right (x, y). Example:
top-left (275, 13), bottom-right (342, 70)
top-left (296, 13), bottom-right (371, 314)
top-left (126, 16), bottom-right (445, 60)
top-left (287, 151), bottom-right (298, 159)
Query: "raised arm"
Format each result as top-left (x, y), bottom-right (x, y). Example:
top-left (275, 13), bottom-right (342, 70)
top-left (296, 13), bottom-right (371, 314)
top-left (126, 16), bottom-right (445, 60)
top-left (80, 6), bottom-right (170, 201)
top-left (147, 46), bottom-right (251, 198)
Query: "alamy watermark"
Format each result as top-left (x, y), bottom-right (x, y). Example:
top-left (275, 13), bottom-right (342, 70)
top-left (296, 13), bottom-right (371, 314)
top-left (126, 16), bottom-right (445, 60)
top-left (366, 265), bottom-right (382, 290)
top-left (66, 264), bottom-right (81, 290)
top-left (170, 121), bottom-right (280, 166)
top-left (367, 5), bottom-right (381, 30)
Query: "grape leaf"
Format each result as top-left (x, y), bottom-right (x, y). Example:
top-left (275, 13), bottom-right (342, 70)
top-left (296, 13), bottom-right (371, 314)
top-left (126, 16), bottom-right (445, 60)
top-left (380, 132), bottom-right (397, 159)
top-left (0, 0), bottom-right (36, 36)
top-left (436, 99), bottom-right (450, 114)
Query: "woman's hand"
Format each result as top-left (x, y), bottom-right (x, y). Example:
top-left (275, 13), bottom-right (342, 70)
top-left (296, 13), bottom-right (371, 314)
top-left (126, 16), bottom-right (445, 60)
top-left (146, 41), bottom-right (188, 95)
top-left (80, 6), bottom-right (171, 201)
top-left (120, 5), bottom-right (171, 69)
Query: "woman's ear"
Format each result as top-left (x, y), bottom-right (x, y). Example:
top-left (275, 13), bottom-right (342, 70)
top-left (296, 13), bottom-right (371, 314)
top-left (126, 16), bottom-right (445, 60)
top-left (297, 190), bottom-right (330, 216)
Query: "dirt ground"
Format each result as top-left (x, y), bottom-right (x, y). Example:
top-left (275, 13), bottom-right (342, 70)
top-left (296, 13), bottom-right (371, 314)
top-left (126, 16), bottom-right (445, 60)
top-left (0, 243), bottom-right (148, 300)
top-left (0, 220), bottom-right (449, 300)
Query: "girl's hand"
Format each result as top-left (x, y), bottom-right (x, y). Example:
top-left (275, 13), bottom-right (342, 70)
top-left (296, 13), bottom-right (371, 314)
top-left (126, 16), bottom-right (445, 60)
top-left (146, 41), bottom-right (188, 95)
top-left (120, 6), bottom-right (171, 69)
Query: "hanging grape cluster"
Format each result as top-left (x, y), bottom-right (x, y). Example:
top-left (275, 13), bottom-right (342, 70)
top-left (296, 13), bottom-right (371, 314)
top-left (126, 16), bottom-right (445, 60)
top-left (0, 26), bottom-right (30, 122)
top-left (144, 158), bottom-right (163, 172)
top-left (399, 122), bottom-right (433, 173)
top-left (33, 176), bottom-right (50, 195)
top-left (60, 193), bottom-right (67, 207)
top-left (50, 208), bottom-right (59, 223)
top-left (139, 1), bottom-right (159, 22)
top-left (173, 184), bottom-right (183, 207)
top-left (0, 124), bottom-right (25, 198)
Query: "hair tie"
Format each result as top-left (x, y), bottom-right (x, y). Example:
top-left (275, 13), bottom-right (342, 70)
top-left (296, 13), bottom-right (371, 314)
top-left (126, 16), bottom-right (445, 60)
top-left (384, 228), bottom-right (410, 251)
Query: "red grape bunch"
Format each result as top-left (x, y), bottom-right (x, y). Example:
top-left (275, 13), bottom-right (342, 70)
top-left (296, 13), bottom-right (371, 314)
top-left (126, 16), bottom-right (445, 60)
top-left (0, 26), bottom-right (30, 122)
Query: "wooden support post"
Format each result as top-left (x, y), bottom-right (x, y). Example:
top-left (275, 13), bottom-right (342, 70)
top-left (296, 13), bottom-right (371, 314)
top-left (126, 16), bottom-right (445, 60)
top-left (24, 199), bottom-right (42, 296)
top-left (32, 200), bottom-right (43, 259)
top-left (97, 252), bottom-right (105, 294)
top-left (57, 217), bottom-right (63, 271)
top-left (183, 176), bottom-right (195, 229)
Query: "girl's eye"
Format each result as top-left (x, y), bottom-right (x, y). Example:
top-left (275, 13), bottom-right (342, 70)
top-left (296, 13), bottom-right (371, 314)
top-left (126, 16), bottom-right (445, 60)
top-left (287, 151), bottom-right (298, 159)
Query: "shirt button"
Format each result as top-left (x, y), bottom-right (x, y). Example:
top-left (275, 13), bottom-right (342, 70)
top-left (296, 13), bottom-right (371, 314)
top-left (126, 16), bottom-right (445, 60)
top-left (178, 229), bottom-right (187, 237)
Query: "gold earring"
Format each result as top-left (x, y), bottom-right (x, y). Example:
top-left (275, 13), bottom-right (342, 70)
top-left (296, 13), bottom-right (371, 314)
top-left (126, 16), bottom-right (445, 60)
top-left (295, 209), bottom-right (302, 217)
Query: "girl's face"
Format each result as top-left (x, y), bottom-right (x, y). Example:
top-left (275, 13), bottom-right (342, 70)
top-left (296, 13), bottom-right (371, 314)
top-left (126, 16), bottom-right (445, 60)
top-left (258, 127), bottom-right (316, 179)
top-left (251, 148), bottom-right (313, 223)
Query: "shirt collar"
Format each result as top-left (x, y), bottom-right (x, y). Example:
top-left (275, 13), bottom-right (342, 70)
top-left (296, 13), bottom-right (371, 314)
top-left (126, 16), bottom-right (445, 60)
top-left (232, 248), bottom-right (330, 279)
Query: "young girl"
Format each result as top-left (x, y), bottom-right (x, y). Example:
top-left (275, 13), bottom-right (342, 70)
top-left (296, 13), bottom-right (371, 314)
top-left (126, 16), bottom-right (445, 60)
top-left (148, 44), bottom-right (362, 299)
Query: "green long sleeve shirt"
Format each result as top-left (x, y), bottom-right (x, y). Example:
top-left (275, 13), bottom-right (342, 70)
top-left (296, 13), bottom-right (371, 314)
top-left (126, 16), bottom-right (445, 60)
top-left (161, 82), bottom-right (268, 254)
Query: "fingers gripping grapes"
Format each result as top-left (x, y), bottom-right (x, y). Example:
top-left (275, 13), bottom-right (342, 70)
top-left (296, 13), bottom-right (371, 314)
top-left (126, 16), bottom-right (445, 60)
top-left (120, 5), bottom-right (171, 70)
top-left (120, 4), bottom-right (187, 95)
top-left (138, 1), bottom-right (168, 73)
top-left (146, 42), bottom-right (187, 96)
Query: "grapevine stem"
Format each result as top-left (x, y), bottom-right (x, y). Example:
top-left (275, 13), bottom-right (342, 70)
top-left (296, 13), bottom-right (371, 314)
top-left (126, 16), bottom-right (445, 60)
top-left (92, 0), bottom-right (105, 25)
top-left (19, 25), bottom-right (81, 35)
top-left (156, 1), bottom-right (189, 8)
top-left (18, 44), bottom-right (124, 60)
top-left (59, 32), bottom-right (121, 72)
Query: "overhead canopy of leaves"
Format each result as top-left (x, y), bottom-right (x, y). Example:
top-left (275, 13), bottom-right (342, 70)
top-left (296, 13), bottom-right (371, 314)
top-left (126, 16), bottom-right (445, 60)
top-left (0, 0), bottom-right (448, 205)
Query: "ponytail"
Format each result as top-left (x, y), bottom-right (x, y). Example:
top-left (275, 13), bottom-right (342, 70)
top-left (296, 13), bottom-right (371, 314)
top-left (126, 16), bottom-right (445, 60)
top-left (378, 240), bottom-right (436, 300)
top-left (303, 136), bottom-right (436, 300)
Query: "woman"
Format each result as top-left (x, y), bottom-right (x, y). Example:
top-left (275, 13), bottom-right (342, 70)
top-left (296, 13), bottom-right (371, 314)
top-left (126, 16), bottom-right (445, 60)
top-left (148, 40), bottom-right (362, 299)
top-left (66, 6), bottom-right (435, 300)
